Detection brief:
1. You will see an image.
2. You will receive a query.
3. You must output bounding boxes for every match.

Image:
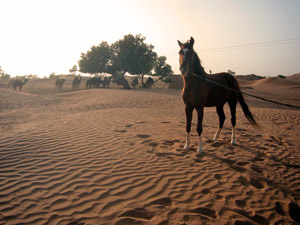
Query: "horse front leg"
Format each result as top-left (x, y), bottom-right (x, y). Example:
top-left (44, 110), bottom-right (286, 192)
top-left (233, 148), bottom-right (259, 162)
top-left (184, 106), bottom-right (194, 150)
top-left (196, 106), bottom-right (204, 154)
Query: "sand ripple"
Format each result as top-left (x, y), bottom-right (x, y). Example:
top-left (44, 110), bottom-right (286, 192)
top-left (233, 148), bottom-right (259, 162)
top-left (1, 85), bottom-right (300, 224)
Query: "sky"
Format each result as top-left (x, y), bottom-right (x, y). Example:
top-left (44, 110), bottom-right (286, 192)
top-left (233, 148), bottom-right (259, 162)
top-left (1, 0), bottom-right (300, 78)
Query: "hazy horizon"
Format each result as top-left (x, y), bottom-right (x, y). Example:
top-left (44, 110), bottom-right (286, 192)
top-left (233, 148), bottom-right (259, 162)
top-left (1, 0), bottom-right (300, 77)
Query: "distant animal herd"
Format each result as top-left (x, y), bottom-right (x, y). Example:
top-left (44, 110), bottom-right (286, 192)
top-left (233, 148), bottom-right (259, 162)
top-left (7, 75), bottom-right (173, 92)
top-left (7, 79), bottom-right (29, 91)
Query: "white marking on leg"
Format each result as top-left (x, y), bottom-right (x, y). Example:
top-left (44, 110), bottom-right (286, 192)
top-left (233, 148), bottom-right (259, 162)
top-left (231, 127), bottom-right (236, 145)
top-left (213, 128), bottom-right (222, 141)
top-left (184, 132), bottom-right (191, 150)
top-left (197, 135), bottom-right (204, 154)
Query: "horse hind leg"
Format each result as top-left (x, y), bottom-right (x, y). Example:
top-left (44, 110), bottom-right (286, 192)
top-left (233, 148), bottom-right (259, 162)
top-left (184, 106), bottom-right (193, 150)
top-left (213, 104), bottom-right (226, 142)
top-left (228, 99), bottom-right (237, 145)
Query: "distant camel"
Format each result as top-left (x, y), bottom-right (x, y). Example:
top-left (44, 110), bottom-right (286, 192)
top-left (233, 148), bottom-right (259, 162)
top-left (7, 80), bottom-right (15, 90)
top-left (92, 77), bottom-right (102, 88)
top-left (103, 77), bottom-right (112, 88)
top-left (160, 76), bottom-right (173, 88)
top-left (14, 79), bottom-right (29, 91)
top-left (72, 76), bottom-right (82, 90)
top-left (143, 77), bottom-right (154, 89)
top-left (7, 79), bottom-right (29, 91)
top-left (55, 78), bottom-right (66, 92)
top-left (85, 77), bottom-right (102, 89)
top-left (112, 77), bottom-right (131, 89)
top-left (85, 78), bottom-right (93, 89)
top-left (131, 77), bottom-right (138, 89)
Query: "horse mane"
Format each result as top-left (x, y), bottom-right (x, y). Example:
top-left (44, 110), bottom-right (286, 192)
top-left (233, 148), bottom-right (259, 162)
top-left (193, 51), bottom-right (207, 76)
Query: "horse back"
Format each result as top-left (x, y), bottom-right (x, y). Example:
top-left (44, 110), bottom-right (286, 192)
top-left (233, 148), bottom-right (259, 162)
top-left (182, 72), bottom-right (240, 107)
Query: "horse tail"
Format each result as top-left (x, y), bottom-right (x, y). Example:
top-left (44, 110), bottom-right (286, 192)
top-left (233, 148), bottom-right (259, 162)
top-left (238, 92), bottom-right (259, 127)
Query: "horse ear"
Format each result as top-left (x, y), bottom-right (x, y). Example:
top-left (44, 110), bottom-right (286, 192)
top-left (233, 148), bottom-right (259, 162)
top-left (190, 37), bottom-right (194, 48)
top-left (177, 40), bottom-right (183, 47)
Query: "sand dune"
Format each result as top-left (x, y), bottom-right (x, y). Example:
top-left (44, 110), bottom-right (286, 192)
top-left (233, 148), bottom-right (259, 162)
top-left (288, 73), bottom-right (300, 81)
top-left (252, 77), bottom-right (300, 89)
top-left (1, 77), bottom-right (300, 224)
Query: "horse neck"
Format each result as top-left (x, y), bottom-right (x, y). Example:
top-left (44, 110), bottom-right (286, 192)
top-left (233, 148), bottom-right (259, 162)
top-left (191, 53), bottom-right (206, 77)
top-left (183, 54), bottom-right (207, 89)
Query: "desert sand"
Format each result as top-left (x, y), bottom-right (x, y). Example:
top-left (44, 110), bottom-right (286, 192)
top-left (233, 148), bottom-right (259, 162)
top-left (0, 75), bottom-right (300, 225)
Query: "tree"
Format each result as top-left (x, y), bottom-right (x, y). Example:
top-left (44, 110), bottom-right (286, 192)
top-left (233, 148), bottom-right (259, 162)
top-left (112, 34), bottom-right (157, 86)
top-left (49, 72), bottom-right (56, 79)
top-left (69, 65), bottom-right (78, 75)
top-left (153, 56), bottom-right (173, 77)
top-left (228, 69), bottom-right (236, 76)
top-left (0, 66), bottom-right (10, 79)
top-left (78, 41), bottom-right (112, 74)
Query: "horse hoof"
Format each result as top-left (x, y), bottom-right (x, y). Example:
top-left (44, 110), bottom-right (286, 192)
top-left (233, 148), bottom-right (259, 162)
top-left (231, 141), bottom-right (236, 145)
top-left (197, 146), bottom-right (204, 155)
top-left (184, 144), bottom-right (189, 150)
top-left (196, 150), bottom-right (204, 155)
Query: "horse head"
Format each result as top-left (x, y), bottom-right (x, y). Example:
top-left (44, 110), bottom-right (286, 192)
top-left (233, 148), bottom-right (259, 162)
top-left (177, 37), bottom-right (195, 77)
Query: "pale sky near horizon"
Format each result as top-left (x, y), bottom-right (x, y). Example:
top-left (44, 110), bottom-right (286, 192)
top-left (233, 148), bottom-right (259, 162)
top-left (1, 0), bottom-right (300, 77)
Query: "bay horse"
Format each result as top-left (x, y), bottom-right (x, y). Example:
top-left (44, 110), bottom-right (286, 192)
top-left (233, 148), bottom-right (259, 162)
top-left (178, 37), bottom-right (257, 154)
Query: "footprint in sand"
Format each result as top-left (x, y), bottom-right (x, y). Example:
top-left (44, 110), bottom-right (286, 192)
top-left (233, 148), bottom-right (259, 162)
top-left (162, 139), bottom-right (180, 146)
top-left (147, 197), bottom-right (173, 206)
top-left (235, 199), bottom-right (247, 208)
top-left (250, 176), bottom-right (265, 189)
top-left (237, 161), bottom-right (249, 166)
top-left (119, 207), bottom-right (154, 220)
top-left (214, 174), bottom-right (222, 180)
top-left (230, 165), bottom-right (247, 173)
top-left (234, 209), bottom-right (268, 224)
top-left (137, 134), bottom-right (151, 138)
top-left (190, 207), bottom-right (216, 219)
top-left (252, 157), bottom-right (265, 162)
top-left (238, 176), bottom-right (249, 186)
top-left (114, 129), bottom-right (127, 133)
top-left (136, 121), bottom-right (146, 124)
top-left (211, 142), bottom-right (225, 148)
top-left (250, 165), bottom-right (263, 173)
top-left (148, 142), bottom-right (159, 147)
top-left (252, 153), bottom-right (265, 162)
top-left (201, 188), bottom-right (209, 194)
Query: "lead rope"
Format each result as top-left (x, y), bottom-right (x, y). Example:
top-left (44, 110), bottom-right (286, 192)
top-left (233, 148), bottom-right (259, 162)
top-left (191, 73), bottom-right (300, 109)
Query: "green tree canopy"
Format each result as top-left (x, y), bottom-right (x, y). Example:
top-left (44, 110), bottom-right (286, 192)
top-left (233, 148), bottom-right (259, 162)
top-left (77, 34), bottom-right (173, 88)
top-left (112, 34), bottom-right (157, 77)
top-left (153, 56), bottom-right (173, 77)
top-left (78, 41), bottom-right (112, 74)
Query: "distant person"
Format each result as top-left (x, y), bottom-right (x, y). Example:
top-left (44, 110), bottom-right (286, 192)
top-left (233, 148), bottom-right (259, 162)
top-left (209, 70), bottom-right (212, 74)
